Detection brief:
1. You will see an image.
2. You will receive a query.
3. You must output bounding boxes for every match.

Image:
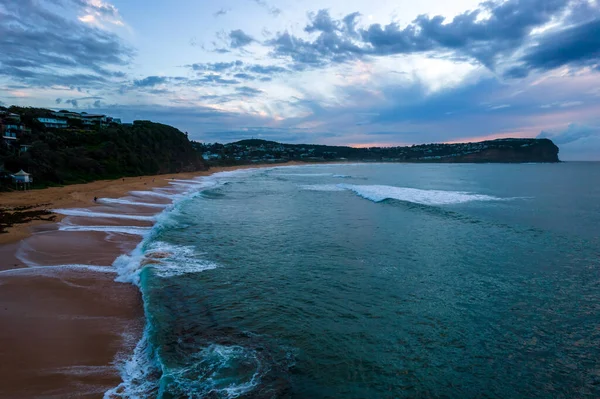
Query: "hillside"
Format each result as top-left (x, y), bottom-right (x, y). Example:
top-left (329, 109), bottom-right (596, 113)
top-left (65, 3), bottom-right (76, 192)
top-left (1, 107), bottom-right (207, 188)
top-left (196, 138), bottom-right (560, 165)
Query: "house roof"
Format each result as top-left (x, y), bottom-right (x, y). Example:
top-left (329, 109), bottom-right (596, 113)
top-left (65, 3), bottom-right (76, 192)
top-left (13, 169), bottom-right (31, 176)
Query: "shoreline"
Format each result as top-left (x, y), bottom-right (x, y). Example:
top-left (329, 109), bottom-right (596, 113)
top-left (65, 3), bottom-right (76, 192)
top-left (0, 161), bottom-right (312, 398)
top-left (0, 162), bottom-right (313, 245)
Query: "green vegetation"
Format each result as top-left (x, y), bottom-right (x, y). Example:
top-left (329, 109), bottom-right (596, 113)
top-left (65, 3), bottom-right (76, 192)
top-left (1, 106), bottom-right (207, 189)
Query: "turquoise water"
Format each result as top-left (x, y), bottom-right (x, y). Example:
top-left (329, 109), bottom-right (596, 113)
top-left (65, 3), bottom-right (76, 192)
top-left (109, 163), bottom-right (600, 398)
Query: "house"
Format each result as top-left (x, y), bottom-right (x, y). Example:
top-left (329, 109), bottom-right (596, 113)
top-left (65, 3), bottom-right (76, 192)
top-left (2, 126), bottom-right (18, 144)
top-left (1, 112), bottom-right (28, 145)
top-left (37, 117), bottom-right (68, 129)
top-left (11, 170), bottom-right (33, 189)
top-left (52, 110), bottom-right (83, 120)
top-left (79, 113), bottom-right (108, 126)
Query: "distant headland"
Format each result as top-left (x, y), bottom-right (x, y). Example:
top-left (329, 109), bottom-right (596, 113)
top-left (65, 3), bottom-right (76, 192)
top-left (1, 105), bottom-right (559, 189)
top-left (197, 138), bottom-right (560, 166)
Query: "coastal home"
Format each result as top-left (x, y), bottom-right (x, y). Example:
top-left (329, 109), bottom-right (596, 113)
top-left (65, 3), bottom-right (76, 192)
top-left (1, 125), bottom-right (18, 145)
top-left (52, 110), bottom-right (83, 120)
top-left (80, 113), bottom-right (108, 127)
top-left (37, 117), bottom-right (68, 129)
top-left (11, 169), bottom-right (33, 189)
top-left (1, 112), bottom-right (28, 146)
top-left (52, 111), bottom-right (120, 128)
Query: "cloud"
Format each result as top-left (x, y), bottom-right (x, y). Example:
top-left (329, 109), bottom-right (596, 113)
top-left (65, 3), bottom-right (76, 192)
top-left (0, 0), bottom-right (132, 88)
top-left (56, 98), bottom-right (63, 104)
top-left (229, 29), bottom-right (255, 48)
top-left (512, 19), bottom-right (600, 77)
top-left (233, 73), bottom-right (256, 80)
top-left (538, 123), bottom-right (599, 145)
top-left (190, 61), bottom-right (244, 72)
top-left (246, 64), bottom-right (288, 74)
top-left (249, 0), bottom-right (281, 17)
top-left (186, 61), bottom-right (289, 82)
top-left (538, 123), bottom-right (600, 160)
top-left (305, 9), bottom-right (339, 33)
top-left (264, 0), bottom-right (599, 77)
top-left (191, 74), bottom-right (240, 85)
top-left (236, 86), bottom-right (263, 97)
top-left (214, 8), bottom-right (230, 17)
top-left (133, 76), bottom-right (168, 87)
top-left (73, 0), bottom-right (125, 27)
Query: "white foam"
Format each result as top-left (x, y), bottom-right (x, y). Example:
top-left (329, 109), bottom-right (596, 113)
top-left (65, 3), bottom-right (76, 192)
top-left (59, 225), bottom-right (151, 236)
top-left (170, 179), bottom-right (206, 184)
top-left (130, 190), bottom-right (174, 199)
top-left (167, 344), bottom-right (261, 398)
top-left (115, 241), bottom-right (218, 284)
top-left (299, 184), bottom-right (346, 192)
top-left (338, 184), bottom-right (503, 205)
top-left (150, 244), bottom-right (218, 278)
top-left (98, 198), bottom-right (169, 208)
top-left (105, 338), bottom-right (261, 399)
top-left (0, 264), bottom-right (115, 276)
top-left (104, 329), bottom-right (161, 399)
top-left (276, 173), bottom-right (333, 177)
top-left (54, 209), bottom-right (156, 221)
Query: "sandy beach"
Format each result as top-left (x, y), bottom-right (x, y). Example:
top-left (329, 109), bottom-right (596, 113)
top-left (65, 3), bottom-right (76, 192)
top-left (0, 163), bottom-right (304, 398)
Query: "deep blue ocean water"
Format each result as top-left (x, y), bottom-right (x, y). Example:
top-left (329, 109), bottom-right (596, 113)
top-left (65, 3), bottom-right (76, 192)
top-left (108, 163), bottom-right (600, 398)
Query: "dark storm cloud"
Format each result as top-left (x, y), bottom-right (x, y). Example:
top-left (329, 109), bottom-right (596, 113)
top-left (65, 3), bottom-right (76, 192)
top-left (229, 29), bottom-right (255, 48)
top-left (512, 19), bottom-right (600, 77)
top-left (0, 0), bottom-right (132, 88)
top-left (264, 0), bottom-right (599, 76)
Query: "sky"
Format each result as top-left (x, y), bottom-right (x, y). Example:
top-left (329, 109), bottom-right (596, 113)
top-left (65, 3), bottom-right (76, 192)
top-left (0, 0), bottom-right (599, 159)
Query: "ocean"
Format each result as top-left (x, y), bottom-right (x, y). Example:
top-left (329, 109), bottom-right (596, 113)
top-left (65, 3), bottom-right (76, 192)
top-left (103, 163), bottom-right (600, 398)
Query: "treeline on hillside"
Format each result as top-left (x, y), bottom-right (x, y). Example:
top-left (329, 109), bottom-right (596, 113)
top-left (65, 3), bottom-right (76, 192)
top-left (1, 116), bottom-right (207, 187)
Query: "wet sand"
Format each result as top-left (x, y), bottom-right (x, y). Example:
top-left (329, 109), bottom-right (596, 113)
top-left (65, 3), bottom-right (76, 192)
top-left (0, 163), bottom-right (311, 398)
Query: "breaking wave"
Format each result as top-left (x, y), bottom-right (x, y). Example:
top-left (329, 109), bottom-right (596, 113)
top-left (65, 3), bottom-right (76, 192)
top-left (54, 209), bottom-right (157, 221)
top-left (58, 225), bottom-right (151, 236)
top-left (98, 198), bottom-right (169, 208)
top-left (338, 184), bottom-right (503, 205)
top-left (0, 264), bottom-right (116, 276)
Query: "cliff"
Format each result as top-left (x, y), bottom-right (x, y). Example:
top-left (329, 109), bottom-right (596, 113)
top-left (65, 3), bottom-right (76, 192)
top-left (1, 118), bottom-right (208, 187)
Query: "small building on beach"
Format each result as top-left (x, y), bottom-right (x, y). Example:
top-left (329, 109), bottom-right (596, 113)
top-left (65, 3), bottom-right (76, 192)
top-left (11, 170), bottom-right (33, 189)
